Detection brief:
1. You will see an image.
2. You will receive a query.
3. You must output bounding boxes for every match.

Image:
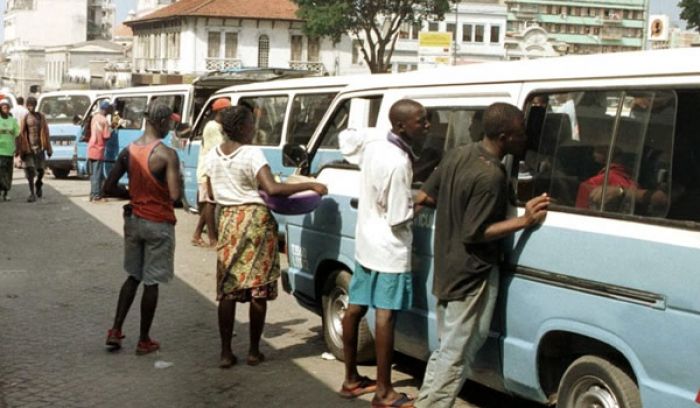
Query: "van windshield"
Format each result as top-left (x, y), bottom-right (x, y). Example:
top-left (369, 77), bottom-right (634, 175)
top-left (39, 95), bottom-right (92, 124)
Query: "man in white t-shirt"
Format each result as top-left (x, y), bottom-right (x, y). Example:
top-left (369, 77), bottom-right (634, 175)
top-left (339, 99), bottom-right (429, 407)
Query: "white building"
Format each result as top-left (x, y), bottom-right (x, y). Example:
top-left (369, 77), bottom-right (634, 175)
top-left (88, 0), bottom-right (117, 40)
top-left (387, 0), bottom-right (508, 72)
top-left (44, 40), bottom-right (126, 91)
top-left (124, 0), bottom-right (356, 86)
top-left (2, 0), bottom-right (118, 95)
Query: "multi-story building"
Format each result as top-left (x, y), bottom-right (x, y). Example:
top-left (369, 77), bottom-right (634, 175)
top-left (2, 0), bottom-right (120, 95)
top-left (387, 0), bottom-right (508, 72)
top-left (505, 0), bottom-right (647, 54)
top-left (124, 0), bottom-right (355, 86)
top-left (88, 0), bottom-right (117, 40)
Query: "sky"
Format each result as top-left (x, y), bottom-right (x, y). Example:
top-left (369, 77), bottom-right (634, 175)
top-left (0, 0), bottom-right (690, 43)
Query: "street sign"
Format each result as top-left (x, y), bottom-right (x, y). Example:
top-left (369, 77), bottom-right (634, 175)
top-left (418, 32), bottom-right (453, 70)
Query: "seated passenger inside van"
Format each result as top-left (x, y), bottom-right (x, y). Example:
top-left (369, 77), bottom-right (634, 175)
top-left (575, 145), bottom-right (636, 210)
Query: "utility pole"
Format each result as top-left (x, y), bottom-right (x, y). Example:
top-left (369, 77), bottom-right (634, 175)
top-left (453, 1), bottom-right (459, 65)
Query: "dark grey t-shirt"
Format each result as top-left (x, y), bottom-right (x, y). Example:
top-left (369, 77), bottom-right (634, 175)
top-left (422, 143), bottom-right (508, 301)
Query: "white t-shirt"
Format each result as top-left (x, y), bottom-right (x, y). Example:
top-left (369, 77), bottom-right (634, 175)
top-left (203, 145), bottom-right (268, 206)
top-left (196, 120), bottom-right (225, 183)
top-left (11, 105), bottom-right (28, 124)
top-left (355, 134), bottom-right (414, 273)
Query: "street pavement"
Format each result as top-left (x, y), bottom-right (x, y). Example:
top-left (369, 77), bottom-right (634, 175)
top-left (0, 172), bottom-right (543, 408)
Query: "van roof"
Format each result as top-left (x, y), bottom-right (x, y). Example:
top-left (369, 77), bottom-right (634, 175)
top-left (215, 74), bottom-right (370, 94)
top-left (107, 84), bottom-right (192, 95)
top-left (38, 90), bottom-right (101, 99)
top-left (339, 48), bottom-right (700, 95)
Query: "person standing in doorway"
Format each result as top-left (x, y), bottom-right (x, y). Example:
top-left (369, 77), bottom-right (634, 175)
top-left (11, 96), bottom-right (29, 124)
top-left (413, 103), bottom-right (549, 408)
top-left (0, 99), bottom-right (20, 201)
top-left (204, 105), bottom-right (327, 368)
top-left (191, 97), bottom-right (230, 247)
top-left (17, 96), bottom-right (51, 202)
top-left (102, 102), bottom-right (182, 355)
top-left (339, 99), bottom-right (429, 408)
top-left (88, 101), bottom-right (113, 202)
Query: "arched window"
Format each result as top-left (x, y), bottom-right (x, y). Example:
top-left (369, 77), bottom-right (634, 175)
top-left (258, 35), bottom-right (270, 68)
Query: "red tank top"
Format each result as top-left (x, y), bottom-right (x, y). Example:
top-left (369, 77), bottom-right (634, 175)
top-left (128, 140), bottom-right (176, 224)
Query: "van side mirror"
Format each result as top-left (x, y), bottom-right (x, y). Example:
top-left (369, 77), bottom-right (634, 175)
top-left (283, 144), bottom-right (309, 168)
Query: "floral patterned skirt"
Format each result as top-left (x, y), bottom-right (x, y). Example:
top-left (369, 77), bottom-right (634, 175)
top-left (216, 204), bottom-right (280, 302)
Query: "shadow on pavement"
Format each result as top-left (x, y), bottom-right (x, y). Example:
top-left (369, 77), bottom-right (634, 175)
top-left (0, 179), bottom-right (349, 408)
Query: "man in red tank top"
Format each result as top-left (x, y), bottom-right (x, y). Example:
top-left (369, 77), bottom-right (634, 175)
top-left (101, 102), bottom-right (182, 355)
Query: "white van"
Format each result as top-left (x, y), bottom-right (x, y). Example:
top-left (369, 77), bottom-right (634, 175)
top-left (282, 48), bottom-right (700, 408)
top-left (178, 75), bottom-right (365, 211)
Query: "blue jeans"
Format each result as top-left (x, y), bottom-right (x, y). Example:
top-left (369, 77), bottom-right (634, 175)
top-left (89, 160), bottom-right (105, 199)
top-left (415, 267), bottom-right (500, 408)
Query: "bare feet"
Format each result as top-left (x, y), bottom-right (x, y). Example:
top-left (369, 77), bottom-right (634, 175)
top-left (246, 352), bottom-right (265, 366)
top-left (219, 352), bottom-right (238, 369)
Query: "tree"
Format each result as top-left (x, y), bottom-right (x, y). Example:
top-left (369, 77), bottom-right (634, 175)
top-left (293, 0), bottom-right (455, 73)
top-left (679, 0), bottom-right (700, 31)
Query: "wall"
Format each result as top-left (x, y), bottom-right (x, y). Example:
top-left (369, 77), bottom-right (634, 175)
top-left (3, 0), bottom-right (88, 49)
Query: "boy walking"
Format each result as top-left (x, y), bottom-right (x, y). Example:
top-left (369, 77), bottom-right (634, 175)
top-left (340, 99), bottom-right (429, 408)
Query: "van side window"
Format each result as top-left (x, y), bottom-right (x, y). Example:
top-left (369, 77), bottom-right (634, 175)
top-left (519, 89), bottom-right (681, 222)
top-left (152, 94), bottom-right (185, 130)
top-left (192, 97), bottom-right (231, 141)
top-left (114, 96), bottom-right (148, 130)
top-left (288, 92), bottom-right (337, 146)
top-left (413, 108), bottom-right (485, 183)
top-left (239, 95), bottom-right (288, 146)
top-left (319, 96), bottom-right (383, 149)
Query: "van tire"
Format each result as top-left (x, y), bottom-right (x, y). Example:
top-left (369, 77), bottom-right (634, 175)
top-left (556, 355), bottom-right (641, 408)
top-left (52, 168), bottom-right (70, 179)
top-left (321, 269), bottom-right (375, 363)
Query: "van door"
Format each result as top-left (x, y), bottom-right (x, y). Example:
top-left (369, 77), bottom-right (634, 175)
top-left (109, 95), bottom-right (148, 179)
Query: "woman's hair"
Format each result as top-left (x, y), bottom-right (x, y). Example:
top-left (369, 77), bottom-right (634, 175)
top-left (220, 105), bottom-right (253, 143)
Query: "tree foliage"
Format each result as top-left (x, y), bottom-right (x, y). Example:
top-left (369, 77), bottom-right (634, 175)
top-left (679, 0), bottom-right (700, 31)
top-left (293, 0), bottom-right (455, 73)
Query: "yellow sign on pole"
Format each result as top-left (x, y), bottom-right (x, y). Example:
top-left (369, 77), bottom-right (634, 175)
top-left (418, 32), bottom-right (453, 69)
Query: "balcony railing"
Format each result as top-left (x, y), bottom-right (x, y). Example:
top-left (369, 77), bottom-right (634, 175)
top-left (205, 58), bottom-right (242, 71)
top-left (289, 61), bottom-right (326, 72)
top-left (134, 58), bottom-right (180, 73)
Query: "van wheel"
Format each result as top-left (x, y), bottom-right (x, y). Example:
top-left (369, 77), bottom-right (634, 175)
top-left (321, 269), bottom-right (375, 363)
top-left (557, 355), bottom-right (641, 408)
top-left (52, 168), bottom-right (70, 179)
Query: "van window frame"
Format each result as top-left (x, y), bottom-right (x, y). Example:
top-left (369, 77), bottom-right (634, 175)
top-left (238, 93), bottom-right (290, 147)
top-left (519, 86), bottom-right (700, 232)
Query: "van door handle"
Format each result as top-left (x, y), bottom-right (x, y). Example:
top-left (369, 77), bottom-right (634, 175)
top-left (350, 198), bottom-right (359, 209)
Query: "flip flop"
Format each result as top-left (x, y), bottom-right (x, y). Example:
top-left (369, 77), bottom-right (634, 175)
top-left (338, 376), bottom-right (377, 399)
top-left (371, 393), bottom-right (415, 408)
top-left (246, 353), bottom-right (265, 366)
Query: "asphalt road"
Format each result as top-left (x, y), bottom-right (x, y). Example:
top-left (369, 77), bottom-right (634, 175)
top-left (0, 172), bottom-right (545, 408)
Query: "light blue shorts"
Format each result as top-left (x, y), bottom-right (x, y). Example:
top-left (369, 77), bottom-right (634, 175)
top-left (348, 263), bottom-right (413, 311)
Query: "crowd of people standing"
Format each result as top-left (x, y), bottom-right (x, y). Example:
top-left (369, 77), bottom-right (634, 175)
top-left (0, 96), bottom-right (52, 203)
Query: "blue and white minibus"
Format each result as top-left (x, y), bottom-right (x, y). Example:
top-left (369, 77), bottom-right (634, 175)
top-left (281, 48), bottom-right (700, 408)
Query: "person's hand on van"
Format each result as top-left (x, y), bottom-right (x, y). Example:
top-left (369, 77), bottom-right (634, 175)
top-left (524, 193), bottom-right (549, 227)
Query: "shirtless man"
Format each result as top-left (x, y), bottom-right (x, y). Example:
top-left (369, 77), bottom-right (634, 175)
top-left (17, 96), bottom-right (52, 202)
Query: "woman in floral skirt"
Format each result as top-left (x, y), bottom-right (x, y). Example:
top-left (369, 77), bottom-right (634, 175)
top-left (203, 105), bottom-right (327, 368)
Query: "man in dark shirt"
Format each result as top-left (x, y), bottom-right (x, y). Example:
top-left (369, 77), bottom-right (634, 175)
top-left (413, 103), bottom-right (549, 408)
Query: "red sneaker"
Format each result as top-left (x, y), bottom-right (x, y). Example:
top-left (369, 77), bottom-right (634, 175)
top-left (106, 329), bottom-right (125, 350)
top-left (136, 339), bottom-right (160, 355)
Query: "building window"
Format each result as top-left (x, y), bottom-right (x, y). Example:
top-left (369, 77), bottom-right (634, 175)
top-left (207, 31), bottom-right (220, 59)
top-left (429, 22), bottom-right (439, 32)
top-left (446, 23), bottom-right (456, 39)
top-left (462, 24), bottom-right (473, 42)
top-left (399, 23), bottom-right (410, 39)
top-left (490, 25), bottom-right (500, 43)
top-left (225, 32), bottom-right (238, 59)
top-left (352, 39), bottom-right (362, 64)
top-left (475, 25), bottom-right (484, 42)
top-left (258, 35), bottom-right (270, 68)
top-left (308, 37), bottom-right (320, 62)
top-left (291, 35), bottom-right (303, 61)
top-left (411, 22), bottom-right (421, 40)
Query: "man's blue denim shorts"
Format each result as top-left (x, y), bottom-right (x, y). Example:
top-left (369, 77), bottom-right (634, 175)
top-left (348, 263), bottom-right (413, 311)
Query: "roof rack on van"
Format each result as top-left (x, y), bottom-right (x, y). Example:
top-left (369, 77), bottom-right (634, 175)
top-left (193, 67), bottom-right (323, 90)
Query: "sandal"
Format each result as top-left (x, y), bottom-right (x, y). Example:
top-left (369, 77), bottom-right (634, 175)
top-left (135, 339), bottom-right (160, 355)
top-left (191, 237), bottom-right (207, 247)
top-left (371, 393), bottom-right (415, 408)
top-left (338, 376), bottom-right (377, 399)
top-left (219, 354), bottom-right (238, 369)
top-left (105, 329), bottom-right (125, 350)
top-left (246, 353), bottom-right (265, 366)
